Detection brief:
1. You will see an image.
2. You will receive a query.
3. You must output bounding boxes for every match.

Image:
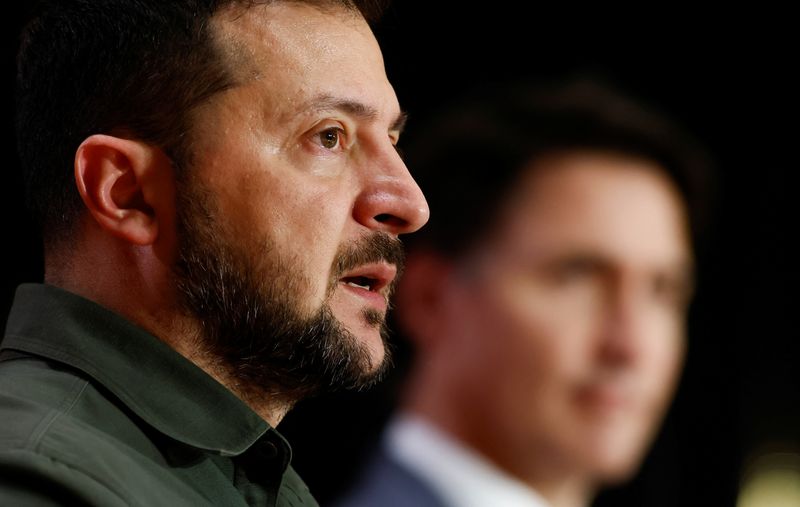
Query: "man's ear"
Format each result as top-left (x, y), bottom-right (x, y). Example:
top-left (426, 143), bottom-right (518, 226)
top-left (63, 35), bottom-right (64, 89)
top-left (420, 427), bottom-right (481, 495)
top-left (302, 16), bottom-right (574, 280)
top-left (394, 249), bottom-right (455, 349)
top-left (74, 134), bottom-right (175, 245)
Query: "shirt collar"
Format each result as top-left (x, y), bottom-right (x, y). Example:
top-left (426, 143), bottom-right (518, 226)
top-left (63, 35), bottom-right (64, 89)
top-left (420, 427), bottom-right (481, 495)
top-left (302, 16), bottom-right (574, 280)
top-left (2, 283), bottom-right (277, 457)
top-left (386, 413), bottom-right (552, 507)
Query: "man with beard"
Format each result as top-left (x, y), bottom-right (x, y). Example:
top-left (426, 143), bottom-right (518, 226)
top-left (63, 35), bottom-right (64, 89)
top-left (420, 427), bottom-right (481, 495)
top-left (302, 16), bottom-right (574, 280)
top-left (336, 79), bottom-right (710, 507)
top-left (0, 1), bottom-right (428, 506)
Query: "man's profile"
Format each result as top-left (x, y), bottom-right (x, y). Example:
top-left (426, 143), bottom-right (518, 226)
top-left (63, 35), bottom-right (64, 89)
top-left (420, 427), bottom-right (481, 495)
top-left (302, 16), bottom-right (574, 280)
top-left (0, 1), bottom-right (428, 505)
top-left (337, 79), bottom-right (710, 507)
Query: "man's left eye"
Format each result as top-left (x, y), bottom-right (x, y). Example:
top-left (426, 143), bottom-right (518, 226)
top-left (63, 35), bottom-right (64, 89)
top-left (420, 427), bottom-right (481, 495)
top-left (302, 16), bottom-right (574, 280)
top-left (318, 128), bottom-right (342, 149)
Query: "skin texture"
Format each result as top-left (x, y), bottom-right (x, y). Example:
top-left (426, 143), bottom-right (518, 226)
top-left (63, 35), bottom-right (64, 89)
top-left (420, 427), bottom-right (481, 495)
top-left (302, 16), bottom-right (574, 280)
top-left (189, 3), bottom-right (426, 361)
top-left (399, 151), bottom-right (691, 507)
top-left (187, 2), bottom-right (426, 358)
top-left (62, 3), bottom-right (428, 427)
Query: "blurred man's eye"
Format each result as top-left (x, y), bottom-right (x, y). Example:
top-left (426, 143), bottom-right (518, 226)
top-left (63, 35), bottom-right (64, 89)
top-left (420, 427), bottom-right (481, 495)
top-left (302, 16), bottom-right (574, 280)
top-left (652, 272), bottom-right (694, 312)
top-left (548, 257), bottom-right (602, 284)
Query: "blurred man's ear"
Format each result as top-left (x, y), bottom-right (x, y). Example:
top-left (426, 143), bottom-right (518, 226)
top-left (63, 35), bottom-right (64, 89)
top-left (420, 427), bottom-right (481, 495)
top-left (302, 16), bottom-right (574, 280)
top-left (74, 134), bottom-right (175, 246)
top-left (394, 249), bottom-right (455, 350)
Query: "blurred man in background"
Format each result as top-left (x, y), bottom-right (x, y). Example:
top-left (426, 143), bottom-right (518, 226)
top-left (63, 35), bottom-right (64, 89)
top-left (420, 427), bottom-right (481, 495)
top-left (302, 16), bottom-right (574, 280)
top-left (337, 79), bottom-right (711, 507)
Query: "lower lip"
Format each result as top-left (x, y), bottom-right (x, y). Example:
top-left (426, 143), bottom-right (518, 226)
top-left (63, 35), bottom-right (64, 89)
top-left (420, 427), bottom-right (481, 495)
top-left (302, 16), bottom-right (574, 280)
top-left (340, 282), bottom-right (388, 310)
top-left (575, 386), bottom-right (631, 413)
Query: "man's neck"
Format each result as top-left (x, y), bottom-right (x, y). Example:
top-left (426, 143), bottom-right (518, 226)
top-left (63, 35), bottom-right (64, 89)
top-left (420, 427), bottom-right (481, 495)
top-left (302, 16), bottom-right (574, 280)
top-left (174, 335), bottom-right (294, 428)
top-left (47, 266), bottom-right (291, 428)
top-left (402, 373), bottom-right (595, 507)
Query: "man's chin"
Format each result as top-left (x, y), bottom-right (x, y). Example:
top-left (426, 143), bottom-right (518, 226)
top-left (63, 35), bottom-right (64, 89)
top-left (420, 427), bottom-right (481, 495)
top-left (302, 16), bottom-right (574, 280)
top-left (581, 430), bottom-right (652, 484)
top-left (362, 331), bottom-right (389, 373)
top-left (339, 319), bottom-right (391, 387)
top-left (346, 324), bottom-right (389, 372)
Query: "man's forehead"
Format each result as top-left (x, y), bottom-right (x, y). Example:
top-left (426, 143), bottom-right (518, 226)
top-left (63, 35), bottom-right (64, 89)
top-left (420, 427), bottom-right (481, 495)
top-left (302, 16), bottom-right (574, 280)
top-left (210, 2), bottom-right (370, 77)
top-left (207, 3), bottom-right (400, 129)
top-left (487, 154), bottom-right (693, 265)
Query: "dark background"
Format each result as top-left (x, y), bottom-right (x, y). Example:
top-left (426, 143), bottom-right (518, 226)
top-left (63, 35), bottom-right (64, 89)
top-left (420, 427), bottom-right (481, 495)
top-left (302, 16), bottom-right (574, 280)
top-left (3, 4), bottom-right (798, 506)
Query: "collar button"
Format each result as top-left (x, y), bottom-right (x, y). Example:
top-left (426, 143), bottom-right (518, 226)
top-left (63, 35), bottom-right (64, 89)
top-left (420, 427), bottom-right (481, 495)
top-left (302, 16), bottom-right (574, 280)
top-left (256, 441), bottom-right (278, 460)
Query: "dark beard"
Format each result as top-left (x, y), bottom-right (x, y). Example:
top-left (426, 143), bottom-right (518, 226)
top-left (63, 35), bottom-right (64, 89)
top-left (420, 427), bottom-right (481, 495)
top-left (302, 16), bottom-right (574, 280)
top-left (173, 180), bottom-right (404, 407)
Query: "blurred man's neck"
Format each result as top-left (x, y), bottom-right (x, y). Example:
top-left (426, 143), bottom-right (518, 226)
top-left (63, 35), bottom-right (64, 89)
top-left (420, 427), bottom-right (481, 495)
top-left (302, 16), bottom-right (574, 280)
top-left (402, 369), bottom-right (595, 507)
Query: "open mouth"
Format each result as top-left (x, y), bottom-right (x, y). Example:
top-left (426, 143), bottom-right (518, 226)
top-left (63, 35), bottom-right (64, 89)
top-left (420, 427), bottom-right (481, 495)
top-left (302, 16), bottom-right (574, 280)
top-left (342, 275), bottom-right (379, 292)
top-left (338, 263), bottom-right (396, 296)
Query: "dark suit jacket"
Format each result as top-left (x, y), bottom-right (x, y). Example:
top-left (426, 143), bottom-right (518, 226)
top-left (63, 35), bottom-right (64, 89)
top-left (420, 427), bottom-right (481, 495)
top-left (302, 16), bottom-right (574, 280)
top-left (334, 447), bottom-right (446, 507)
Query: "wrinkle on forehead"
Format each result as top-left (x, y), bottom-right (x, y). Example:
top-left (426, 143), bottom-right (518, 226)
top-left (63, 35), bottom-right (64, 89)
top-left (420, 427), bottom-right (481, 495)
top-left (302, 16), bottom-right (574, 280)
top-left (210, 2), bottom-right (374, 83)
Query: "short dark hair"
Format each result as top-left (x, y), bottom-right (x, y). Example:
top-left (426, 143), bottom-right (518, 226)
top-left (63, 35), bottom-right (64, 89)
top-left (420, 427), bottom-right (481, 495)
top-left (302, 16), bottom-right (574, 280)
top-left (15, 0), bottom-right (388, 248)
top-left (402, 77), bottom-right (713, 257)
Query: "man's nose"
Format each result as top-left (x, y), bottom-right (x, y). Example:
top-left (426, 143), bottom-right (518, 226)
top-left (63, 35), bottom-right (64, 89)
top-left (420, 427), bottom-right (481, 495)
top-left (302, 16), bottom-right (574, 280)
top-left (352, 146), bottom-right (430, 236)
top-left (597, 282), bottom-right (645, 368)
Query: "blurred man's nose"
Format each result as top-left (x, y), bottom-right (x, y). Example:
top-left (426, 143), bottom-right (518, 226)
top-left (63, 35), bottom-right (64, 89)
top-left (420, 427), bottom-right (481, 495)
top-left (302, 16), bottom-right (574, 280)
top-left (596, 279), bottom-right (646, 368)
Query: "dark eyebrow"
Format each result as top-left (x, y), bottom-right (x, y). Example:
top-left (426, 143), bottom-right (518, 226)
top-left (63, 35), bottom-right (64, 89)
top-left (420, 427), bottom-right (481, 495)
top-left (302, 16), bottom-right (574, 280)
top-left (305, 94), bottom-right (408, 134)
top-left (544, 251), bottom-right (695, 280)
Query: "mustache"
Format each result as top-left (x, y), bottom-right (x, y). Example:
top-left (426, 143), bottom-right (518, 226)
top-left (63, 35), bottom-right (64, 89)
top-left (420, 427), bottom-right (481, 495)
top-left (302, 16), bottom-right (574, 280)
top-left (332, 232), bottom-right (406, 281)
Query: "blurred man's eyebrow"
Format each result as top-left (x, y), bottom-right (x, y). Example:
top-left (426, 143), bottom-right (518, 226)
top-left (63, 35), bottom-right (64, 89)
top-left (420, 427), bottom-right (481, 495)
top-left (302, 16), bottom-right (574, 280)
top-left (550, 251), bottom-right (695, 274)
top-left (305, 95), bottom-right (408, 133)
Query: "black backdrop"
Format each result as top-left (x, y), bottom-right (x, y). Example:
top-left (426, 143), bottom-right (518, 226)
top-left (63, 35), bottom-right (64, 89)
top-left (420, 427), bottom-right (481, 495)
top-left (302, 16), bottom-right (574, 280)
top-left (3, 4), bottom-right (797, 506)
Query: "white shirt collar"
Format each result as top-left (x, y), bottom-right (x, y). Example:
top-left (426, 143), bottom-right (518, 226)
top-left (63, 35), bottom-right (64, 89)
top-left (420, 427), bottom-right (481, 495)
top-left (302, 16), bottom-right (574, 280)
top-left (385, 413), bottom-right (551, 507)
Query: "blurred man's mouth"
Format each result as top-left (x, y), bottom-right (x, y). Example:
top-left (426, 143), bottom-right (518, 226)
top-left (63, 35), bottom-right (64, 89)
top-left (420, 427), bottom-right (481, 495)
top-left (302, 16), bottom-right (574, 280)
top-left (574, 381), bottom-right (635, 417)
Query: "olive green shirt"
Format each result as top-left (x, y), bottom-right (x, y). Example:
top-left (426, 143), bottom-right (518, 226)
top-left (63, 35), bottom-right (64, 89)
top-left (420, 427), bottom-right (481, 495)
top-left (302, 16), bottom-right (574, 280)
top-left (0, 284), bottom-right (319, 507)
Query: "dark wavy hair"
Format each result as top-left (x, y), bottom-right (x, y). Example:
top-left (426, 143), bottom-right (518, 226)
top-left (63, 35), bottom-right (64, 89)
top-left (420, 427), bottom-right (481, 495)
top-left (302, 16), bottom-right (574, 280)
top-left (402, 77), bottom-right (714, 257)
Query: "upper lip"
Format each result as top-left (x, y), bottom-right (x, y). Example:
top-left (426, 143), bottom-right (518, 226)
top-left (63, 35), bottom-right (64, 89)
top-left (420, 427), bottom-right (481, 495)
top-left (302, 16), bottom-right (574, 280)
top-left (339, 262), bottom-right (397, 294)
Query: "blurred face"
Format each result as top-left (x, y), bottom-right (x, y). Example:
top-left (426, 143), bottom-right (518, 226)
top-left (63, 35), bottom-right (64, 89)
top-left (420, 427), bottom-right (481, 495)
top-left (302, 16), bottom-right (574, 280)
top-left (174, 3), bottom-right (428, 401)
top-left (442, 152), bottom-right (691, 482)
